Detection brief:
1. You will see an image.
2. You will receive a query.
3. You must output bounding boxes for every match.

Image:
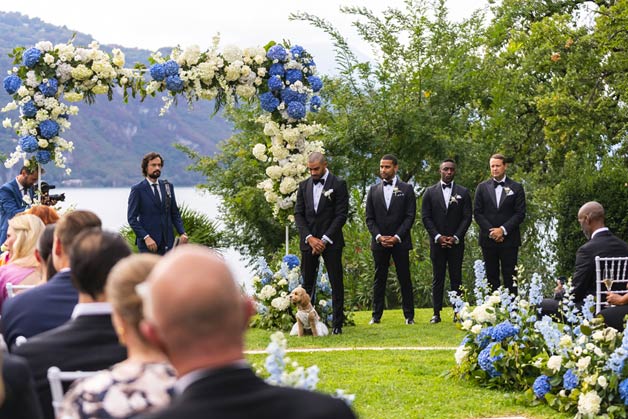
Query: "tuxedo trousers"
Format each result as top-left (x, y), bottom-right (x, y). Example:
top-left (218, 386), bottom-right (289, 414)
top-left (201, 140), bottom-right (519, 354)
top-left (371, 246), bottom-right (414, 321)
top-left (430, 243), bottom-right (464, 315)
top-left (481, 246), bottom-right (519, 295)
top-left (301, 248), bottom-right (344, 329)
top-left (600, 305), bottom-right (628, 331)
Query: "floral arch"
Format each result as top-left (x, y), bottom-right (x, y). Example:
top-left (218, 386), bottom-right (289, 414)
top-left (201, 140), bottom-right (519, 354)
top-left (2, 39), bottom-right (324, 221)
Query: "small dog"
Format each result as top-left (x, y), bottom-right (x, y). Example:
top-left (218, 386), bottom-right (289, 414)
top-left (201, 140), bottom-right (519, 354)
top-left (289, 286), bottom-right (329, 337)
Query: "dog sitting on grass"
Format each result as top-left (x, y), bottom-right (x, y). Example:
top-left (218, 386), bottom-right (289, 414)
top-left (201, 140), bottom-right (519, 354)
top-left (288, 286), bottom-right (329, 337)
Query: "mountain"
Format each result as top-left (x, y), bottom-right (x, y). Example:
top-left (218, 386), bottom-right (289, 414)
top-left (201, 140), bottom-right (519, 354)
top-left (0, 11), bottom-right (234, 186)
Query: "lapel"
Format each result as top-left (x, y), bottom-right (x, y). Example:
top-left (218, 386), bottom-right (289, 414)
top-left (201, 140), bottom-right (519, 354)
top-left (497, 178), bottom-right (510, 209)
top-left (317, 175), bottom-right (332, 214)
top-left (376, 182), bottom-right (387, 213)
top-left (11, 180), bottom-right (27, 207)
top-left (435, 183), bottom-right (447, 213)
top-left (486, 180), bottom-right (498, 209)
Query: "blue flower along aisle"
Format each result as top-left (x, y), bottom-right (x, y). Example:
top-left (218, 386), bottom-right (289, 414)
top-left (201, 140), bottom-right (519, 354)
top-left (451, 261), bottom-right (628, 418)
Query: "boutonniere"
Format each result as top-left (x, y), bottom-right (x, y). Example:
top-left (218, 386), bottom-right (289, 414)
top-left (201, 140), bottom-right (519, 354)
top-left (392, 187), bottom-right (404, 197)
top-left (323, 189), bottom-right (334, 198)
top-left (449, 194), bottom-right (462, 205)
top-left (22, 194), bottom-right (32, 205)
top-left (503, 187), bottom-right (514, 196)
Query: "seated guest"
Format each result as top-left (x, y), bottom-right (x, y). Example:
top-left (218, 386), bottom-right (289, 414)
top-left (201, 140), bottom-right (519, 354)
top-left (26, 205), bottom-right (60, 225)
top-left (13, 229), bottom-right (130, 419)
top-left (34, 224), bottom-right (57, 283)
top-left (137, 245), bottom-right (357, 419)
top-left (600, 292), bottom-right (628, 331)
top-left (60, 253), bottom-right (176, 419)
top-left (1, 210), bottom-right (101, 349)
top-left (0, 351), bottom-right (44, 419)
top-left (0, 214), bottom-right (45, 309)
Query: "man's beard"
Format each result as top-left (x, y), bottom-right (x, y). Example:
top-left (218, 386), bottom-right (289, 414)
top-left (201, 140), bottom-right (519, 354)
top-left (149, 171), bottom-right (161, 180)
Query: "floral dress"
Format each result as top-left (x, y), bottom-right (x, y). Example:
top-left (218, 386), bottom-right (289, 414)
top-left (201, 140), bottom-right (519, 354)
top-left (60, 361), bottom-right (176, 419)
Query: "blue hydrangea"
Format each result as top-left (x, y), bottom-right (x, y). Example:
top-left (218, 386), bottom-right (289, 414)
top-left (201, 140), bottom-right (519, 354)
top-left (475, 326), bottom-right (494, 349)
top-left (150, 63), bottom-right (166, 81)
top-left (259, 92), bottom-right (280, 112)
top-left (38, 78), bottom-right (59, 97)
top-left (267, 75), bottom-right (283, 91)
top-left (3, 75), bottom-right (22, 94)
top-left (36, 150), bottom-right (52, 164)
top-left (282, 254), bottom-right (300, 269)
top-left (478, 342), bottom-right (502, 377)
top-left (490, 321), bottom-right (518, 342)
top-left (562, 369), bottom-right (579, 391)
top-left (38, 119), bottom-right (60, 139)
top-left (21, 101), bottom-right (38, 118)
top-left (287, 101), bottom-right (306, 119)
top-left (308, 75), bottom-right (323, 92)
top-left (267, 45), bottom-right (287, 62)
top-left (18, 135), bottom-right (39, 153)
top-left (23, 47), bottom-right (42, 68)
top-left (164, 60), bottom-right (179, 76)
top-left (619, 378), bottom-right (628, 405)
top-left (268, 63), bottom-right (285, 78)
top-left (303, 58), bottom-right (316, 68)
top-left (310, 95), bottom-right (322, 112)
top-left (285, 69), bottom-right (303, 84)
top-left (165, 75), bottom-right (184, 92)
top-left (281, 88), bottom-right (307, 105)
top-left (290, 45), bottom-right (305, 58)
top-left (533, 375), bottom-right (551, 398)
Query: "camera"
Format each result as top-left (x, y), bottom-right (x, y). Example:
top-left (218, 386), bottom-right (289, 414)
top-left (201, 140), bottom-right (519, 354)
top-left (38, 181), bottom-right (66, 206)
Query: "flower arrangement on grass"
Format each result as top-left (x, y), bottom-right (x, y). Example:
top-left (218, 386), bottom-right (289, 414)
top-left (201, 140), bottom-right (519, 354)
top-left (250, 254), bottom-right (334, 331)
top-left (451, 260), bottom-right (628, 418)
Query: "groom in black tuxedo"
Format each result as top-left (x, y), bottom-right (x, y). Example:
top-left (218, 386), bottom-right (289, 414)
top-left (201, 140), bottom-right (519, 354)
top-left (421, 159), bottom-right (472, 323)
top-left (365, 154), bottom-right (416, 324)
top-left (474, 154), bottom-right (526, 294)
top-left (294, 152), bottom-right (349, 334)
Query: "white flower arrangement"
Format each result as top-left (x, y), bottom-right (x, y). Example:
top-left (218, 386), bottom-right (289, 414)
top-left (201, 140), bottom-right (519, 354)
top-left (323, 189), bottom-right (334, 198)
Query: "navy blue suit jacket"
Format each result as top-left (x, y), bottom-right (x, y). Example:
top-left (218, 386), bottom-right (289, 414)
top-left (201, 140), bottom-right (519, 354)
top-left (127, 179), bottom-right (185, 253)
top-left (1, 270), bottom-right (78, 350)
top-left (0, 179), bottom-right (34, 243)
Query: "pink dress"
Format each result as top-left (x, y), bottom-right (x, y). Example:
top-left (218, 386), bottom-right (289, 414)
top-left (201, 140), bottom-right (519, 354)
top-left (0, 264), bottom-right (36, 312)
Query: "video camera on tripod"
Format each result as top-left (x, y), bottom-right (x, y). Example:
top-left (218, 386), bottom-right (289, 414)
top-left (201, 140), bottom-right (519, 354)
top-left (37, 181), bottom-right (66, 206)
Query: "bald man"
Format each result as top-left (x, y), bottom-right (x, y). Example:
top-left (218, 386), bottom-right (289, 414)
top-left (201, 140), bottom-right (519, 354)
top-left (138, 245), bottom-right (356, 419)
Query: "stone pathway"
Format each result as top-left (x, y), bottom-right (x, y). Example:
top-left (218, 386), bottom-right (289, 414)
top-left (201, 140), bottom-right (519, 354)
top-left (245, 346), bottom-right (456, 354)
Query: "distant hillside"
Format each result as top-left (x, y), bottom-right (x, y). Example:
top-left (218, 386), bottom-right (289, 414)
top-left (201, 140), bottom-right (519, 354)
top-left (0, 11), bottom-right (234, 186)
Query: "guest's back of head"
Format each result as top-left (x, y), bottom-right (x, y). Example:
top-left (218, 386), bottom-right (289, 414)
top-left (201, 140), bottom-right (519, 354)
top-left (36, 224), bottom-right (56, 281)
top-left (54, 210), bottom-right (101, 251)
top-left (7, 214), bottom-right (45, 265)
top-left (26, 206), bottom-right (60, 225)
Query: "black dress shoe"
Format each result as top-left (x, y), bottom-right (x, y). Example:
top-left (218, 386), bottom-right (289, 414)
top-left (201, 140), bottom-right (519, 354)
top-left (430, 315), bottom-right (441, 324)
top-left (332, 327), bottom-right (342, 335)
top-left (369, 318), bottom-right (381, 325)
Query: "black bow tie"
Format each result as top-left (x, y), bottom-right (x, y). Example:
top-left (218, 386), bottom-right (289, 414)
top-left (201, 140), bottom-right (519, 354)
top-left (383, 180), bottom-right (393, 187)
top-left (493, 180), bottom-right (505, 188)
top-left (442, 183), bottom-right (452, 189)
top-left (313, 178), bottom-right (324, 185)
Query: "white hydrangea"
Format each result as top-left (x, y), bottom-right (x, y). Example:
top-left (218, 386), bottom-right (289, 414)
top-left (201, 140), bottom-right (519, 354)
top-left (577, 390), bottom-right (601, 416)
top-left (258, 285), bottom-right (277, 300)
top-left (235, 84), bottom-right (256, 99)
top-left (271, 296), bottom-right (290, 311)
top-left (222, 45), bottom-right (243, 63)
top-left (252, 143), bottom-right (267, 161)
top-left (470, 304), bottom-right (496, 324)
top-left (547, 355), bottom-right (562, 373)
top-left (35, 41), bottom-right (53, 52)
top-left (270, 144), bottom-right (289, 160)
top-left (279, 177), bottom-right (298, 195)
top-left (266, 165), bottom-right (283, 180)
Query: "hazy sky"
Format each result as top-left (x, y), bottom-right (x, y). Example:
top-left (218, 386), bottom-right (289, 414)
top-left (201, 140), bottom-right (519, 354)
top-left (2, 0), bottom-right (489, 75)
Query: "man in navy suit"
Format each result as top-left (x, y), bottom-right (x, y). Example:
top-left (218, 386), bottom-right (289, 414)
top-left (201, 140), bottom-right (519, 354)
top-left (294, 152), bottom-right (349, 334)
top-left (474, 154), bottom-right (526, 294)
top-left (127, 152), bottom-right (187, 255)
top-left (138, 245), bottom-right (356, 419)
top-left (1, 210), bottom-right (102, 349)
top-left (0, 165), bottom-right (39, 244)
top-left (421, 159), bottom-right (472, 323)
top-left (365, 154), bottom-right (416, 325)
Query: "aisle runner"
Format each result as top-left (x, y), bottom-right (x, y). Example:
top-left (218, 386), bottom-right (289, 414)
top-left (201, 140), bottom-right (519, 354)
top-left (245, 346), bottom-right (456, 354)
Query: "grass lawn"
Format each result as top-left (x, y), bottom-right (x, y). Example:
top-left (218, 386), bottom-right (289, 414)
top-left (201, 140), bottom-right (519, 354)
top-left (245, 309), bottom-right (573, 419)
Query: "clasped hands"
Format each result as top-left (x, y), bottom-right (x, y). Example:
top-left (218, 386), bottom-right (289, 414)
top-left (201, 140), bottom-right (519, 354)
top-left (489, 227), bottom-right (505, 243)
top-left (307, 236), bottom-right (326, 255)
top-left (437, 236), bottom-right (456, 248)
top-left (377, 235), bottom-right (399, 248)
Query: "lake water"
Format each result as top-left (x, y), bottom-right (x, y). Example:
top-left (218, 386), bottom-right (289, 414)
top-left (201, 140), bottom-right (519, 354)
top-left (55, 187), bottom-right (254, 289)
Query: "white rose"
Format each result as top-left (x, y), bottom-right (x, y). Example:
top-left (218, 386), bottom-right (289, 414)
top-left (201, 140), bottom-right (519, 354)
top-left (547, 355), bottom-right (562, 373)
top-left (2, 118), bottom-right (11, 128)
top-left (455, 345), bottom-right (470, 365)
top-left (17, 86), bottom-right (30, 98)
top-left (277, 279), bottom-right (288, 287)
top-left (471, 324), bottom-right (482, 334)
top-left (488, 295), bottom-right (500, 305)
top-left (112, 48), bottom-right (125, 67)
top-left (559, 334), bottom-right (572, 347)
top-left (43, 53), bottom-right (55, 65)
top-left (461, 320), bottom-right (473, 330)
top-left (319, 300), bottom-right (327, 307)
top-left (38, 139), bottom-right (49, 148)
top-left (597, 375), bottom-right (607, 388)
top-left (577, 356), bottom-right (591, 371)
top-left (592, 331), bottom-right (604, 341)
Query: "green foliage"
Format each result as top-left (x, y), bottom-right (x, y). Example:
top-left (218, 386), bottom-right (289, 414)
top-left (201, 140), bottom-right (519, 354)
top-left (119, 203), bottom-right (222, 251)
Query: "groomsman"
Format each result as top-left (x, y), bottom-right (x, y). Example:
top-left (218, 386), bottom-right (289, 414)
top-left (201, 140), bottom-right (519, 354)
top-left (474, 154), bottom-right (526, 294)
top-left (294, 152), bottom-right (349, 335)
top-left (421, 159), bottom-right (472, 323)
top-left (365, 154), bottom-right (416, 325)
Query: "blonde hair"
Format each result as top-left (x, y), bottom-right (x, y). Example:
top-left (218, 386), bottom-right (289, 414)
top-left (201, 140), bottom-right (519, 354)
top-left (106, 253), bottom-right (160, 338)
top-left (8, 214), bottom-right (45, 266)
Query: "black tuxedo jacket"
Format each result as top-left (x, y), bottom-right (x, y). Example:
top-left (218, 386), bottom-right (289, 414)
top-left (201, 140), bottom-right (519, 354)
top-left (13, 314), bottom-right (127, 419)
top-left (0, 353), bottom-right (43, 419)
top-left (294, 173), bottom-right (349, 251)
top-left (572, 230), bottom-right (628, 303)
top-left (421, 182), bottom-right (472, 246)
top-left (365, 180), bottom-right (416, 250)
top-left (474, 177), bottom-right (526, 248)
top-left (138, 366), bottom-right (356, 419)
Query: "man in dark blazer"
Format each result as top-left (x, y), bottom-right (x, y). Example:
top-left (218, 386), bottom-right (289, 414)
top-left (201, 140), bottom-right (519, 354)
top-left (1, 210), bottom-right (102, 349)
top-left (294, 152), bottom-right (349, 334)
top-left (138, 245), bottom-right (356, 419)
top-left (0, 165), bottom-right (39, 244)
top-left (13, 229), bottom-right (129, 419)
top-left (127, 152), bottom-right (187, 255)
top-left (0, 352), bottom-right (44, 419)
top-left (365, 154), bottom-right (416, 324)
top-left (421, 159), bottom-right (472, 323)
top-left (474, 154), bottom-right (526, 294)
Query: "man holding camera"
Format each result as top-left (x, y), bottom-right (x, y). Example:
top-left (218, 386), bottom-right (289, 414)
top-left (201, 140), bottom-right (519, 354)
top-left (127, 152), bottom-right (187, 255)
top-left (0, 165), bottom-right (39, 244)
